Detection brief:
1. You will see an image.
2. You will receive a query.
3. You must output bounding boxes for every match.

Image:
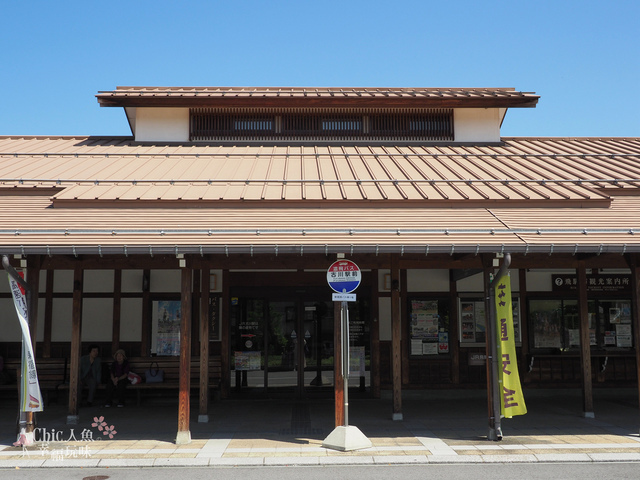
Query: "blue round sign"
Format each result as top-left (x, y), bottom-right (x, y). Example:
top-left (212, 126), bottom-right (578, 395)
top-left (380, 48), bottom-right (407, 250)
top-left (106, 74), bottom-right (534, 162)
top-left (327, 260), bottom-right (361, 293)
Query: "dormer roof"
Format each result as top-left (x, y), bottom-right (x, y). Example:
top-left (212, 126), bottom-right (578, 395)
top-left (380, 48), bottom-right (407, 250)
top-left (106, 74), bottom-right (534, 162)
top-left (97, 86), bottom-right (539, 109)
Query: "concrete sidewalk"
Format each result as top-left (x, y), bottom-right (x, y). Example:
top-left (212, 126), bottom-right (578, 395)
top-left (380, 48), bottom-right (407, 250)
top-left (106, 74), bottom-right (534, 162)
top-left (1, 388), bottom-right (640, 467)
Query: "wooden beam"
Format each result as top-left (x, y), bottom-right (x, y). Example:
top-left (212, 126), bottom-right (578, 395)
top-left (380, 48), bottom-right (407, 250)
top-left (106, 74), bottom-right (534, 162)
top-left (26, 257), bottom-right (41, 437)
top-left (199, 269), bottom-right (210, 422)
top-left (140, 269), bottom-right (150, 356)
top-left (176, 267), bottom-right (192, 444)
top-left (449, 270), bottom-right (460, 384)
top-left (192, 269), bottom-right (201, 356)
top-left (67, 264), bottom-right (83, 424)
top-left (400, 268), bottom-right (409, 386)
top-left (112, 269), bottom-right (122, 352)
top-left (220, 269), bottom-right (230, 399)
top-left (518, 269), bottom-right (530, 369)
top-left (577, 263), bottom-right (594, 417)
top-left (42, 270), bottom-right (53, 358)
top-left (370, 270), bottom-right (381, 398)
top-left (391, 254), bottom-right (402, 420)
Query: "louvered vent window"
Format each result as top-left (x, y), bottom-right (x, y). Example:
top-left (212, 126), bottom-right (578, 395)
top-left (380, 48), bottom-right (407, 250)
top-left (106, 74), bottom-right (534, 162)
top-left (190, 108), bottom-right (453, 141)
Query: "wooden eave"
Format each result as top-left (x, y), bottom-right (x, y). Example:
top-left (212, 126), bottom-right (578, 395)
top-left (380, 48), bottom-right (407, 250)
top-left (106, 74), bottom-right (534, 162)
top-left (97, 95), bottom-right (539, 109)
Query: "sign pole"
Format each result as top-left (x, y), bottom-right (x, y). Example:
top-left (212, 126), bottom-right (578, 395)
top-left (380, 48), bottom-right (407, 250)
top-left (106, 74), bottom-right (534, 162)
top-left (323, 258), bottom-right (371, 451)
top-left (342, 299), bottom-right (349, 426)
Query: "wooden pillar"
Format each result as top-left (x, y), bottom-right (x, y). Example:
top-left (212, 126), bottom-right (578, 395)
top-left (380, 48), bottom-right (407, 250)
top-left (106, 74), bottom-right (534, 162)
top-left (390, 254), bottom-right (402, 420)
top-left (199, 268), bottom-right (210, 423)
top-left (26, 258), bottom-right (40, 353)
top-left (67, 264), bottom-right (83, 424)
top-left (220, 269), bottom-right (230, 399)
top-left (577, 262), bottom-right (594, 417)
top-left (112, 269), bottom-right (122, 352)
top-left (140, 269), bottom-right (151, 356)
top-left (42, 270), bottom-right (54, 358)
top-left (176, 266), bottom-right (192, 444)
top-left (371, 269), bottom-right (381, 398)
top-left (333, 300), bottom-right (344, 426)
top-left (449, 271), bottom-right (460, 384)
top-left (629, 254), bottom-right (640, 432)
top-left (192, 270), bottom-right (201, 355)
top-left (400, 268), bottom-right (409, 386)
top-left (518, 268), bottom-right (530, 369)
top-left (26, 257), bottom-right (41, 436)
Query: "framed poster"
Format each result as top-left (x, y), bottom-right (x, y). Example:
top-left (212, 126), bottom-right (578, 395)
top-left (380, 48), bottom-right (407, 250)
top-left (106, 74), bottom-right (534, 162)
top-left (409, 298), bottom-right (449, 355)
top-left (152, 300), bottom-right (181, 356)
top-left (459, 297), bottom-right (520, 346)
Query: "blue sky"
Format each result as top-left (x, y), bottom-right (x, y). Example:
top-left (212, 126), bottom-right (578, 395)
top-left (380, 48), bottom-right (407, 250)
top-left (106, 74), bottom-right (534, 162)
top-left (2, 0), bottom-right (638, 137)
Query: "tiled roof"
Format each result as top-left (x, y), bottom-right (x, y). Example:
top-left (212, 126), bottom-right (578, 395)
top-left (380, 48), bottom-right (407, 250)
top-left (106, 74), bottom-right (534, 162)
top-left (96, 87), bottom-right (539, 108)
top-left (1, 136), bottom-right (639, 254)
top-left (2, 137), bottom-right (639, 203)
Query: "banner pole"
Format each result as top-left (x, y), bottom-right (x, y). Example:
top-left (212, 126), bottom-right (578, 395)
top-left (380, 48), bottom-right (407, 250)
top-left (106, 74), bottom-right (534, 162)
top-left (488, 253), bottom-right (511, 441)
top-left (2, 255), bottom-right (39, 446)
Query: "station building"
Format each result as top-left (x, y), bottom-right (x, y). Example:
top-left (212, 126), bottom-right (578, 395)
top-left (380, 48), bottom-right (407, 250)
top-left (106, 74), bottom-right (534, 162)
top-left (1, 87), bottom-right (639, 440)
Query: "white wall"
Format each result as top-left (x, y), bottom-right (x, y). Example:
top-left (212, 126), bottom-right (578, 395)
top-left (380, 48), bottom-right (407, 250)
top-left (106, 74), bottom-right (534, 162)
top-left (120, 298), bottom-right (142, 341)
top-left (407, 269), bottom-right (449, 292)
top-left (134, 108), bottom-right (189, 142)
top-left (53, 270), bottom-right (74, 293)
top-left (456, 269), bottom-right (520, 292)
top-left (454, 108), bottom-right (502, 143)
top-left (150, 269), bottom-right (181, 292)
top-left (84, 270), bottom-right (114, 293)
top-left (81, 299), bottom-right (113, 341)
top-left (51, 298), bottom-right (73, 342)
top-left (122, 270), bottom-right (143, 293)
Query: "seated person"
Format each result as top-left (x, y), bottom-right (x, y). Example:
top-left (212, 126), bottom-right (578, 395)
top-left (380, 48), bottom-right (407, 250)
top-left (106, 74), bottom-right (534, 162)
top-left (79, 344), bottom-right (101, 406)
top-left (105, 349), bottom-right (129, 407)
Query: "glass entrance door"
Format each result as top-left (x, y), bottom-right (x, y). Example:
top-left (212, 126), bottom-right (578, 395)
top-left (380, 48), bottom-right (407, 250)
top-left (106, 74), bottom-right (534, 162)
top-left (230, 289), bottom-right (370, 397)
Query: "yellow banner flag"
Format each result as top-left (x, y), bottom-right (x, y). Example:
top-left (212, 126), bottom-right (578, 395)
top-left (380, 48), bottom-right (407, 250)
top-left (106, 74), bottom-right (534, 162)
top-left (495, 275), bottom-right (526, 418)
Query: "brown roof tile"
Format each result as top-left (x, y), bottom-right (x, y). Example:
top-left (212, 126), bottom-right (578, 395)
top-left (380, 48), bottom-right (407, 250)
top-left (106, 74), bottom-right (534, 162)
top-left (2, 136), bottom-right (640, 254)
top-left (96, 87), bottom-right (539, 109)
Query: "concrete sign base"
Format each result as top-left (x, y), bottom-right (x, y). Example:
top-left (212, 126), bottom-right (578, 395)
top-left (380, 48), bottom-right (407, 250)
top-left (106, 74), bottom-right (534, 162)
top-left (322, 425), bottom-right (372, 452)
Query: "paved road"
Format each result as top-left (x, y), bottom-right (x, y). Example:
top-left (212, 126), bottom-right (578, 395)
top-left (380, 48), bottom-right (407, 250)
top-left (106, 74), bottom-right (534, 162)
top-left (2, 464), bottom-right (640, 480)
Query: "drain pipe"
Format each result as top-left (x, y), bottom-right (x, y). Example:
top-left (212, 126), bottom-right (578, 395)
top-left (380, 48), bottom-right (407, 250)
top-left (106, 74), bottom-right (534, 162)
top-left (487, 253), bottom-right (511, 441)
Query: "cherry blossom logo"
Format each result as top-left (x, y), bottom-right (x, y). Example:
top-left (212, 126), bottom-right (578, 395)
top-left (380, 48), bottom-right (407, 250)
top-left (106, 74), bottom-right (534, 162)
top-left (92, 416), bottom-right (117, 439)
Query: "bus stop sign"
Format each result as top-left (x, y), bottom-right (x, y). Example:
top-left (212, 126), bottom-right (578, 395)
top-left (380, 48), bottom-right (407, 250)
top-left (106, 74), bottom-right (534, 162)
top-left (327, 259), bottom-right (361, 294)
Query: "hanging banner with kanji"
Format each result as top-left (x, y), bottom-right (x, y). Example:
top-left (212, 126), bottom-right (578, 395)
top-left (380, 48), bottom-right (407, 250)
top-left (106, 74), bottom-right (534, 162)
top-left (8, 273), bottom-right (43, 412)
top-left (495, 274), bottom-right (526, 418)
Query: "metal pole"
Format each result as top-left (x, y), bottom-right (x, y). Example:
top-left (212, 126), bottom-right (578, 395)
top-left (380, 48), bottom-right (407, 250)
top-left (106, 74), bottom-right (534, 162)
top-left (487, 253), bottom-right (511, 441)
top-left (342, 300), bottom-right (349, 426)
top-left (2, 256), bottom-right (34, 441)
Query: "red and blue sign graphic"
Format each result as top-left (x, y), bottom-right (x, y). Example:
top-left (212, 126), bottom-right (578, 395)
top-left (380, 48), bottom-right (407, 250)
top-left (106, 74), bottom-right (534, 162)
top-left (327, 260), bottom-right (361, 294)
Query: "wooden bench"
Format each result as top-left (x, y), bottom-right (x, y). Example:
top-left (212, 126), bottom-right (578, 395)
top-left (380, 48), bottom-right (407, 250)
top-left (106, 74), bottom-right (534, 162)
top-left (55, 356), bottom-right (222, 406)
top-left (125, 356), bottom-right (222, 406)
top-left (0, 357), bottom-right (69, 406)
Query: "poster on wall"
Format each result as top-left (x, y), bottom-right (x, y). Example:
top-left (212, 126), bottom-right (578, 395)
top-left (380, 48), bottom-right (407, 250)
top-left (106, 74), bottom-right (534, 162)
top-left (532, 311), bottom-right (562, 349)
top-left (409, 299), bottom-right (443, 355)
top-left (152, 300), bottom-right (181, 356)
top-left (235, 351), bottom-right (261, 371)
top-left (460, 301), bottom-right (476, 343)
top-left (410, 300), bottom-right (439, 340)
top-left (616, 324), bottom-right (632, 347)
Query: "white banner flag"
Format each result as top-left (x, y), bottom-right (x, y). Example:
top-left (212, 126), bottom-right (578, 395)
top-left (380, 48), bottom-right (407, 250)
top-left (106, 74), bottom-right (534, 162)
top-left (8, 273), bottom-right (43, 412)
